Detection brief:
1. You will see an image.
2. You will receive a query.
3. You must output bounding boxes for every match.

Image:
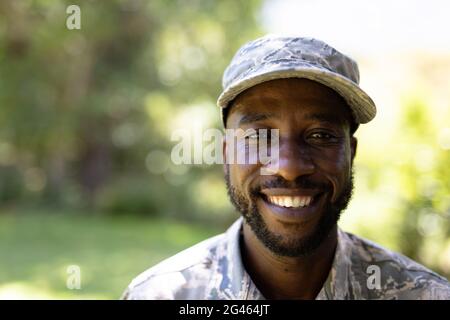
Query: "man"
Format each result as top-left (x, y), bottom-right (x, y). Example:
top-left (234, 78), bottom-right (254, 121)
top-left (122, 36), bottom-right (450, 299)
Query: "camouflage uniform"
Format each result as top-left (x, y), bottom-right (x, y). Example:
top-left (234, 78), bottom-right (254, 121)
top-left (122, 218), bottom-right (450, 300)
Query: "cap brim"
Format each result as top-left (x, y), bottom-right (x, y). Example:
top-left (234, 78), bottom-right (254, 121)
top-left (217, 64), bottom-right (376, 125)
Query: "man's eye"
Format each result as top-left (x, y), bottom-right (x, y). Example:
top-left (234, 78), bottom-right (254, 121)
top-left (245, 133), bottom-right (259, 140)
top-left (310, 132), bottom-right (335, 140)
top-left (245, 131), bottom-right (269, 141)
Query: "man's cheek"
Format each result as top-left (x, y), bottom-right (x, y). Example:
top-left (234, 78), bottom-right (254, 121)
top-left (329, 169), bottom-right (351, 203)
top-left (228, 164), bottom-right (244, 188)
top-left (317, 163), bottom-right (344, 203)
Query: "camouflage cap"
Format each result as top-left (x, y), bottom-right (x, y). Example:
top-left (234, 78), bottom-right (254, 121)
top-left (217, 35), bottom-right (376, 126)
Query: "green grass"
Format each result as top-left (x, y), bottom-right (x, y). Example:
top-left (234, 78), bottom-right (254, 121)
top-left (0, 210), bottom-right (222, 299)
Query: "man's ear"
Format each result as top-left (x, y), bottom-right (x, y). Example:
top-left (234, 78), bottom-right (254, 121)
top-left (350, 136), bottom-right (357, 164)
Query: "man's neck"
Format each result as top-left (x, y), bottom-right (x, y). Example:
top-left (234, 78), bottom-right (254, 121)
top-left (240, 223), bottom-right (338, 300)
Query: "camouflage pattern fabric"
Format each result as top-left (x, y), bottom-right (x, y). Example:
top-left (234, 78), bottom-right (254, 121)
top-left (122, 218), bottom-right (450, 300)
top-left (217, 36), bottom-right (377, 125)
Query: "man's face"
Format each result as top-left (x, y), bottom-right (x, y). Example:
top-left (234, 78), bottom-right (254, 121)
top-left (224, 78), bottom-right (357, 257)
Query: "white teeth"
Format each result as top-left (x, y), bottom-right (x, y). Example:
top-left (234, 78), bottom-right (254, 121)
top-left (273, 197), bottom-right (280, 206)
top-left (267, 196), bottom-right (313, 208)
top-left (299, 198), bottom-right (306, 207)
top-left (305, 197), bottom-right (311, 206)
top-left (284, 197), bottom-right (293, 207)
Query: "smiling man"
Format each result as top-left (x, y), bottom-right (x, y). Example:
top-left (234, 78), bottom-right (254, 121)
top-left (122, 36), bottom-right (450, 300)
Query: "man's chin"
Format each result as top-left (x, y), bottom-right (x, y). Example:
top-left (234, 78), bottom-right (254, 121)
top-left (243, 207), bottom-right (336, 257)
top-left (251, 223), bottom-right (322, 254)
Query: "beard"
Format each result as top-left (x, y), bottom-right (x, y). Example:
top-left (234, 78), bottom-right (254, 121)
top-left (225, 168), bottom-right (354, 257)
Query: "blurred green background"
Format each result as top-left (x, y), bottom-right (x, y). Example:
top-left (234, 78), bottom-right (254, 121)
top-left (0, 0), bottom-right (449, 299)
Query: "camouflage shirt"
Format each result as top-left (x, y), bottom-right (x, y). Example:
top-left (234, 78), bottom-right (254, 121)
top-left (122, 218), bottom-right (450, 300)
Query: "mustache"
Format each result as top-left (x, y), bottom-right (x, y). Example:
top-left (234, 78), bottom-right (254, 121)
top-left (251, 175), bottom-right (331, 194)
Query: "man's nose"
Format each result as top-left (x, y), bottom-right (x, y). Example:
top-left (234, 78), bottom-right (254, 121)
top-left (270, 138), bottom-right (315, 181)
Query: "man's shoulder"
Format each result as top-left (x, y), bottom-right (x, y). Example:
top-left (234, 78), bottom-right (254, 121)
top-left (122, 233), bottom-right (225, 300)
top-left (343, 230), bottom-right (450, 299)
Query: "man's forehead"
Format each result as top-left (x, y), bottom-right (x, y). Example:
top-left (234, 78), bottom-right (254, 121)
top-left (237, 110), bottom-right (344, 126)
top-left (231, 92), bottom-right (349, 124)
top-left (233, 94), bottom-right (345, 113)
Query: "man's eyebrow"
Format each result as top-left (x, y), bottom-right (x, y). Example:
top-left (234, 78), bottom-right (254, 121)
top-left (304, 113), bottom-right (342, 125)
top-left (238, 113), bottom-right (276, 125)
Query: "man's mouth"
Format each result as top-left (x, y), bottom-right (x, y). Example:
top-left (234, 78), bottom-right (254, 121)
top-left (257, 188), bottom-right (326, 222)
top-left (266, 195), bottom-right (313, 208)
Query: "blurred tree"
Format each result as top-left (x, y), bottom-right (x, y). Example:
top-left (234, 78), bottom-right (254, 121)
top-left (0, 0), bottom-right (262, 216)
top-left (395, 98), bottom-right (450, 276)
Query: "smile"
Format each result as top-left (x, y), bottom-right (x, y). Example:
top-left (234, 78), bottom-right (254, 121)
top-left (258, 188), bottom-right (325, 222)
top-left (266, 196), bottom-right (312, 208)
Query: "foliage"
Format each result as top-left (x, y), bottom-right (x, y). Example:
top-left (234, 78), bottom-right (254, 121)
top-left (0, 0), bottom-right (262, 216)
